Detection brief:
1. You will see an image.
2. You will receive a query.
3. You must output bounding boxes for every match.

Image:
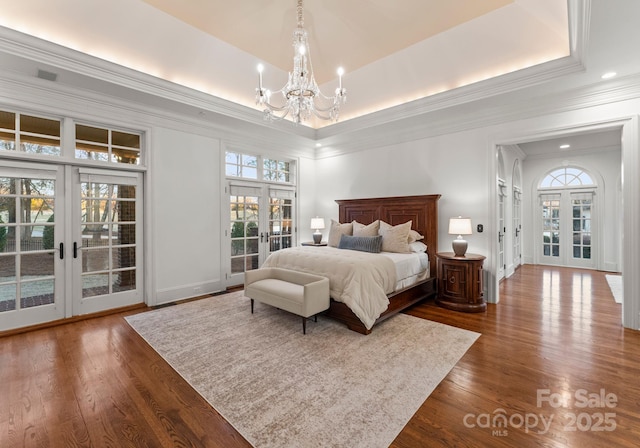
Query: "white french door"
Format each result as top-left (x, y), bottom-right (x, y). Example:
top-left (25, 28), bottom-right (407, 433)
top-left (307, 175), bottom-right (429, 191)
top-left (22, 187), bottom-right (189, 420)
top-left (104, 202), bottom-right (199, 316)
top-left (0, 162), bottom-right (65, 330)
top-left (73, 168), bottom-right (143, 315)
top-left (0, 162), bottom-right (143, 331)
top-left (497, 180), bottom-right (506, 280)
top-left (226, 181), bottom-right (295, 286)
top-left (539, 190), bottom-right (596, 269)
top-left (513, 188), bottom-right (522, 269)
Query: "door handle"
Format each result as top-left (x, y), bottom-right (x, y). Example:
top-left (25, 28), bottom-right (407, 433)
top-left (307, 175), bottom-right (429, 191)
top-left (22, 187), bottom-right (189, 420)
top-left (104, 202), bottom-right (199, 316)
top-left (73, 242), bottom-right (78, 259)
top-left (59, 242), bottom-right (64, 260)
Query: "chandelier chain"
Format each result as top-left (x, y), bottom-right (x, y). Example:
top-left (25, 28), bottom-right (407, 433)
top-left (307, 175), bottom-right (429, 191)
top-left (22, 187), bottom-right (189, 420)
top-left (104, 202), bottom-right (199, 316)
top-left (297, 0), bottom-right (304, 28)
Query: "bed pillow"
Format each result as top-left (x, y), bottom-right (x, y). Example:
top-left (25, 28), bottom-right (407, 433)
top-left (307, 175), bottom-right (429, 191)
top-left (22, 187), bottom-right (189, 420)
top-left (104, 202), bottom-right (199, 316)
top-left (352, 220), bottom-right (380, 237)
top-left (328, 219), bottom-right (353, 247)
top-left (408, 229), bottom-right (424, 243)
top-left (409, 241), bottom-right (428, 253)
top-left (379, 220), bottom-right (412, 253)
top-left (338, 234), bottom-right (383, 253)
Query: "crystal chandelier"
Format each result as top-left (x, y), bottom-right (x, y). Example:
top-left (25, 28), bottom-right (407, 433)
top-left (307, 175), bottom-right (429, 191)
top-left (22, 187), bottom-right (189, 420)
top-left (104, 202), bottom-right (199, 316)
top-left (255, 0), bottom-right (346, 124)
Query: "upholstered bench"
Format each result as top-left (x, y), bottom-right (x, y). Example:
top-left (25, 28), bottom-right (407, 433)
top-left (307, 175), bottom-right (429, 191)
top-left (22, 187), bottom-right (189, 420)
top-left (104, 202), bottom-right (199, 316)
top-left (244, 267), bottom-right (330, 334)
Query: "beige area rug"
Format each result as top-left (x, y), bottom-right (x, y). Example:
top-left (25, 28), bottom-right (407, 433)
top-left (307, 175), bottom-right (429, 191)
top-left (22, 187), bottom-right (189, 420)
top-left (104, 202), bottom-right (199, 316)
top-left (606, 274), bottom-right (623, 304)
top-left (125, 291), bottom-right (480, 448)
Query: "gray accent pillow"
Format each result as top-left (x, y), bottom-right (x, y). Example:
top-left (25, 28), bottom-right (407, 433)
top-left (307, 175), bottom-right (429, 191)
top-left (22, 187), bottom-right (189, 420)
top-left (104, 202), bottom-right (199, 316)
top-left (338, 234), bottom-right (383, 253)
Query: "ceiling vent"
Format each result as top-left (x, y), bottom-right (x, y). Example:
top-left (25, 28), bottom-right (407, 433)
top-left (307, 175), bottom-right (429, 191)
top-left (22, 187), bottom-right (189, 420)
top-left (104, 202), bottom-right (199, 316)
top-left (37, 69), bottom-right (58, 82)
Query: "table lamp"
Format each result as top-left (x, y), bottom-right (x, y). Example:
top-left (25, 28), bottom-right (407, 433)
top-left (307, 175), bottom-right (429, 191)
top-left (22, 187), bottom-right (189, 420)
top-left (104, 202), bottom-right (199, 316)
top-left (310, 217), bottom-right (325, 244)
top-left (448, 217), bottom-right (472, 257)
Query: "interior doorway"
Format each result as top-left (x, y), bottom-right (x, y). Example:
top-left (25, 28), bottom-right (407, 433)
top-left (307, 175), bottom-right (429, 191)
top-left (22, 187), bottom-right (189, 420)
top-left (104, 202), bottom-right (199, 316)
top-left (490, 120), bottom-right (637, 328)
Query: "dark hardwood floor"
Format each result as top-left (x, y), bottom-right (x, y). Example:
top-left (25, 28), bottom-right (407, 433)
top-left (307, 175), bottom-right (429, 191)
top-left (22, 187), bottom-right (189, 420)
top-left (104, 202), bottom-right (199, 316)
top-left (1, 265), bottom-right (639, 447)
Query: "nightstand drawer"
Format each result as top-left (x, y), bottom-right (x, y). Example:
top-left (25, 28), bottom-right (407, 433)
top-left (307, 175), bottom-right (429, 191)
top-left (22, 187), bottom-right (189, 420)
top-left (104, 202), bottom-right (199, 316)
top-left (441, 264), bottom-right (467, 298)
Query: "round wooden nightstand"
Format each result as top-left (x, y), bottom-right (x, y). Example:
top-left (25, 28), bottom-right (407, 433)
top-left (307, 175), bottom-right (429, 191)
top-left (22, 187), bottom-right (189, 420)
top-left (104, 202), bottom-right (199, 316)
top-left (436, 252), bottom-right (486, 312)
top-left (301, 242), bottom-right (327, 246)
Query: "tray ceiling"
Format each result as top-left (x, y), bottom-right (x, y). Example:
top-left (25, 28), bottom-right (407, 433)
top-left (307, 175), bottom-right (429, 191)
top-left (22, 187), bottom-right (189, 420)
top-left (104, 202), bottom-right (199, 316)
top-left (0, 0), bottom-right (570, 128)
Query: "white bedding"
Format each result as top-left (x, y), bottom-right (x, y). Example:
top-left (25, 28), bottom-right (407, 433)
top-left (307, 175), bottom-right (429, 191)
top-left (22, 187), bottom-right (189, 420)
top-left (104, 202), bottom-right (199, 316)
top-left (260, 246), bottom-right (429, 330)
top-left (381, 252), bottom-right (430, 289)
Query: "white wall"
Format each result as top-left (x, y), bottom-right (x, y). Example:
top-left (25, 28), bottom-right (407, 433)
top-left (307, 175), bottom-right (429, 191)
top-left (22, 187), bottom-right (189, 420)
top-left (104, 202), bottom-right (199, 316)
top-left (296, 155), bottom-right (321, 243)
top-left (315, 128), bottom-right (492, 270)
top-left (151, 127), bottom-right (222, 305)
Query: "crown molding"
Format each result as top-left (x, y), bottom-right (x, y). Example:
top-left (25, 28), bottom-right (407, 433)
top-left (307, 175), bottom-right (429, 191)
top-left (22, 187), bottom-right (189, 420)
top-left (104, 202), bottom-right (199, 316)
top-left (313, 71), bottom-right (640, 159)
top-left (316, 55), bottom-right (585, 140)
top-left (0, 25), bottom-right (317, 141)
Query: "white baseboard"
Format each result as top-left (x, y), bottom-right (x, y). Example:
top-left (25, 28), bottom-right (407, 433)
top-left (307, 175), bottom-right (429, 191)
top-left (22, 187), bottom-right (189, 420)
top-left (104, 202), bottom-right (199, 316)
top-left (154, 280), bottom-right (223, 306)
top-left (602, 261), bottom-right (620, 273)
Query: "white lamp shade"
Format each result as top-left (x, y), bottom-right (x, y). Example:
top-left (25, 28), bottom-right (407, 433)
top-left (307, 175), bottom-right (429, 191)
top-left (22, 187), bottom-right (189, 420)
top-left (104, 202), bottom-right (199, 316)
top-left (448, 217), bottom-right (472, 235)
top-left (310, 217), bottom-right (325, 230)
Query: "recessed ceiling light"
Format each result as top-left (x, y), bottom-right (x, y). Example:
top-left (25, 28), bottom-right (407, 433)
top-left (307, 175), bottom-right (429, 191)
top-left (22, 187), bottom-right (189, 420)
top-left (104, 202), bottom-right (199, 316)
top-left (315, 143), bottom-right (322, 148)
top-left (601, 72), bottom-right (617, 79)
top-left (559, 144), bottom-right (571, 149)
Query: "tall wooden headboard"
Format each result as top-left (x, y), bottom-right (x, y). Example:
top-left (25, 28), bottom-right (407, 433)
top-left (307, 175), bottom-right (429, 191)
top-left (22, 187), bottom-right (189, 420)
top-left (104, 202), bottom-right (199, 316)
top-left (336, 194), bottom-right (441, 275)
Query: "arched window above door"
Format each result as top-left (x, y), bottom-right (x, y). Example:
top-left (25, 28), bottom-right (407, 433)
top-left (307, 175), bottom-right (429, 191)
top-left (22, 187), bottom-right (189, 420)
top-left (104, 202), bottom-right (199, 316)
top-left (540, 167), bottom-right (595, 188)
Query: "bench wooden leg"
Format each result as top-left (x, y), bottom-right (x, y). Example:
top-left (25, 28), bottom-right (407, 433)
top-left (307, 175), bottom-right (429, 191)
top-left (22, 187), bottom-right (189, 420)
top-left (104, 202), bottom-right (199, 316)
top-left (302, 317), bottom-right (306, 334)
top-left (251, 298), bottom-right (254, 314)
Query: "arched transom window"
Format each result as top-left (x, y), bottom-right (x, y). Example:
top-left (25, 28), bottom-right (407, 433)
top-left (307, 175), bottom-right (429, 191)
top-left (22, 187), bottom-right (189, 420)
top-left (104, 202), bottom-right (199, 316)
top-left (540, 167), bottom-right (594, 188)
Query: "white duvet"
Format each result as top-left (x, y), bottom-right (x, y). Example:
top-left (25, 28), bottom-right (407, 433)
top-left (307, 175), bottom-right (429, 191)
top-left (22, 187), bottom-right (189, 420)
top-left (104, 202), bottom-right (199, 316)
top-left (261, 246), bottom-right (397, 330)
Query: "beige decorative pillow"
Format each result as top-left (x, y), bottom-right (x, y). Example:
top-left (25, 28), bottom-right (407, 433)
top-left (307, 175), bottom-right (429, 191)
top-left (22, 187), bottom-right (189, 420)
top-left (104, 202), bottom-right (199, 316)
top-left (328, 219), bottom-right (353, 247)
top-left (352, 220), bottom-right (380, 237)
top-left (379, 220), bottom-right (412, 253)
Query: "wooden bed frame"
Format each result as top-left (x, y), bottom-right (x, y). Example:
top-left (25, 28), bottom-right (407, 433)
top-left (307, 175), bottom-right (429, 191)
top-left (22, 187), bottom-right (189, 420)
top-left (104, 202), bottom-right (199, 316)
top-left (324, 194), bottom-right (441, 334)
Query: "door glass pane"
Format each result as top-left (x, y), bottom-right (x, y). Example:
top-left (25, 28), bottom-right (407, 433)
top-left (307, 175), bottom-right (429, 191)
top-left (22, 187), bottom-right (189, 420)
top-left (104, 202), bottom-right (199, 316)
top-left (230, 195), bottom-right (259, 274)
top-left (82, 273), bottom-right (109, 298)
top-left (542, 199), bottom-right (560, 257)
top-left (0, 256), bottom-right (16, 311)
top-left (247, 238), bottom-right (259, 255)
top-left (0, 176), bottom-right (56, 312)
top-left (113, 246), bottom-right (135, 269)
top-left (571, 198), bottom-right (592, 259)
top-left (269, 197), bottom-right (293, 252)
top-left (83, 247), bottom-right (109, 273)
top-left (113, 270), bottom-right (136, 293)
top-left (80, 181), bottom-right (137, 298)
top-left (245, 255), bottom-right (258, 271)
top-left (21, 279), bottom-right (54, 308)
